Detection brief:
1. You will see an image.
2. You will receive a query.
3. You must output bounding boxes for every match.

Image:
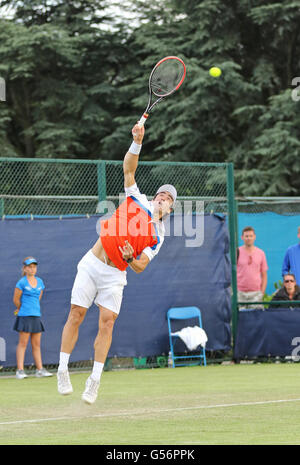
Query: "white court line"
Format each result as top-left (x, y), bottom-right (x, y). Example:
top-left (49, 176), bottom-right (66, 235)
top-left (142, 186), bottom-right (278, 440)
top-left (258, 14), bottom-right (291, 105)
top-left (1, 397), bottom-right (300, 426)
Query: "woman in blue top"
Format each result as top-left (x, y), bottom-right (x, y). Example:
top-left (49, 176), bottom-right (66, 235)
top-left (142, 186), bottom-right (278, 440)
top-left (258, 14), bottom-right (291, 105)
top-left (13, 257), bottom-right (52, 379)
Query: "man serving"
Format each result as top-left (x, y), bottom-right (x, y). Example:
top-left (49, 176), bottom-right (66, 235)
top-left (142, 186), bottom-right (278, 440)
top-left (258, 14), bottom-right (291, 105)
top-left (57, 123), bottom-right (177, 404)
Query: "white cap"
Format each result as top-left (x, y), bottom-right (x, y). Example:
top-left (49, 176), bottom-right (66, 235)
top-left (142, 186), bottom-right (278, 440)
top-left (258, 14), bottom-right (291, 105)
top-left (156, 184), bottom-right (177, 204)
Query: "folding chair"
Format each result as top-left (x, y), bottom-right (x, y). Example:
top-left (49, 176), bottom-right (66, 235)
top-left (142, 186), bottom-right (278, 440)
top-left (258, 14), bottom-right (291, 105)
top-left (167, 306), bottom-right (207, 368)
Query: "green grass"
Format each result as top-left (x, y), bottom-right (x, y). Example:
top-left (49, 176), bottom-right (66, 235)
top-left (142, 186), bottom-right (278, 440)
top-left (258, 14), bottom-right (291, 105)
top-left (1, 363), bottom-right (300, 445)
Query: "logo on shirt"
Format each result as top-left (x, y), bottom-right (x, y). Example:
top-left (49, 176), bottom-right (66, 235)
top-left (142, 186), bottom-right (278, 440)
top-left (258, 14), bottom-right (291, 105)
top-left (25, 285), bottom-right (42, 291)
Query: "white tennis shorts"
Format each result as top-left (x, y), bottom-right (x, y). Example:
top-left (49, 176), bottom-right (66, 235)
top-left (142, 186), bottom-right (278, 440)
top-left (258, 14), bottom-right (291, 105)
top-left (71, 249), bottom-right (127, 314)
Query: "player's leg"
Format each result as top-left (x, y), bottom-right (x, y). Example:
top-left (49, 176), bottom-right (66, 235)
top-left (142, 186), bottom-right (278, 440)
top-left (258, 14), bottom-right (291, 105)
top-left (57, 260), bottom-right (97, 395)
top-left (16, 331), bottom-right (30, 378)
top-left (59, 252), bottom-right (98, 365)
top-left (60, 304), bottom-right (88, 356)
top-left (94, 306), bottom-right (118, 363)
top-left (82, 306), bottom-right (118, 404)
top-left (57, 304), bottom-right (88, 395)
top-left (81, 253), bottom-right (126, 403)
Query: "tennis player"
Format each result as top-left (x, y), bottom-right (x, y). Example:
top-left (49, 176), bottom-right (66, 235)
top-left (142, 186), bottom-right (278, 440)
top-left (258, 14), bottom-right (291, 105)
top-left (57, 123), bottom-right (177, 404)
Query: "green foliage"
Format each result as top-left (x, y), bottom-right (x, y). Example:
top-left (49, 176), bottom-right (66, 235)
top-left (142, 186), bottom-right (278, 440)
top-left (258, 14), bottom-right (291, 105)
top-left (274, 279), bottom-right (283, 290)
top-left (0, 0), bottom-right (131, 159)
top-left (0, 0), bottom-right (300, 195)
top-left (263, 279), bottom-right (283, 308)
top-left (262, 292), bottom-right (273, 309)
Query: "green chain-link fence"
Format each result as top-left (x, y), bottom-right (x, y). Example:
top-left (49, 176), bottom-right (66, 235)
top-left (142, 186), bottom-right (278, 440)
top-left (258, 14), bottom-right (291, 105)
top-left (237, 197), bottom-right (300, 215)
top-left (0, 157), bottom-right (238, 372)
top-left (0, 157), bottom-right (232, 217)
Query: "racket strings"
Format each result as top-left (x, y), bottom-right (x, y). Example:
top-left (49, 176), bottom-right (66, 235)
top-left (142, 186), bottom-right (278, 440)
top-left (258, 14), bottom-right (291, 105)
top-left (150, 60), bottom-right (185, 97)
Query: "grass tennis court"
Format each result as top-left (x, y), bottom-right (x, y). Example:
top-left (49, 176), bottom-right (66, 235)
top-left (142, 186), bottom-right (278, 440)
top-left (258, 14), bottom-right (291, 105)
top-left (1, 363), bottom-right (300, 445)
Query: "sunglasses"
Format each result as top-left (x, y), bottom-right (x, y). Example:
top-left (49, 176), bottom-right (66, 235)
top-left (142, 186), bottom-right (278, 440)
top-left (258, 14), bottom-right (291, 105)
top-left (284, 279), bottom-right (295, 283)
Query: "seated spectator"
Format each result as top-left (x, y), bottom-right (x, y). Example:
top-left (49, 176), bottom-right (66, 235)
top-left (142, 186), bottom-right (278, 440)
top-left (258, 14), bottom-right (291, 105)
top-left (270, 273), bottom-right (300, 306)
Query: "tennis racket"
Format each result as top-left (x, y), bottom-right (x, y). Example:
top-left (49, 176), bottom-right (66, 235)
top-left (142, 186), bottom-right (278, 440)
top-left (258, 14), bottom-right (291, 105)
top-left (138, 56), bottom-right (186, 127)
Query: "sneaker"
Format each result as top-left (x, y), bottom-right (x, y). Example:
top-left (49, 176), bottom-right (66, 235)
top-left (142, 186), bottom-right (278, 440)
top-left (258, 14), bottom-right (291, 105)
top-left (57, 370), bottom-right (73, 395)
top-left (82, 375), bottom-right (100, 404)
top-left (16, 369), bottom-right (28, 379)
top-left (35, 367), bottom-right (53, 378)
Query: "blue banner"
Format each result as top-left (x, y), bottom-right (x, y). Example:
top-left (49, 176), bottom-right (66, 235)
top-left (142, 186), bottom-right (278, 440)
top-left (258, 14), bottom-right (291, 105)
top-left (0, 214), bottom-right (231, 366)
top-left (234, 308), bottom-right (300, 358)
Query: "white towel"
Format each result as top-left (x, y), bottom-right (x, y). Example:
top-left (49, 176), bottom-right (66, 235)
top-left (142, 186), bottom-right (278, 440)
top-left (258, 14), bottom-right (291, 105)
top-left (171, 326), bottom-right (208, 351)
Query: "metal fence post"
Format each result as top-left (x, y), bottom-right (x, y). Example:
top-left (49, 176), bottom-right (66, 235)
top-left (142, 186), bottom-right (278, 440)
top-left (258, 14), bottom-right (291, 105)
top-left (0, 77), bottom-right (5, 101)
top-left (226, 163), bottom-right (238, 348)
top-left (97, 160), bottom-right (107, 206)
top-left (0, 197), bottom-right (4, 217)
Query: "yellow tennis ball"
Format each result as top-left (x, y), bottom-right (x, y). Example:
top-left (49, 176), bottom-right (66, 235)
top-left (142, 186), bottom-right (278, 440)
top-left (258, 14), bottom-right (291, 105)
top-left (209, 67), bottom-right (222, 77)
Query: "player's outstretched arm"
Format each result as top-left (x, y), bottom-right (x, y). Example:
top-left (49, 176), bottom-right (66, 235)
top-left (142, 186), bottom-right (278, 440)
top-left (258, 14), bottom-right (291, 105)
top-left (123, 124), bottom-right (145, 188)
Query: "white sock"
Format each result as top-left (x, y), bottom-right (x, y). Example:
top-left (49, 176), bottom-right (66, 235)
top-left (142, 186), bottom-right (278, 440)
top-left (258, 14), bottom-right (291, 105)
top-left (91, 361), bottom-right (104, 382)
top-left (58, 352), bottom-right (70, 372)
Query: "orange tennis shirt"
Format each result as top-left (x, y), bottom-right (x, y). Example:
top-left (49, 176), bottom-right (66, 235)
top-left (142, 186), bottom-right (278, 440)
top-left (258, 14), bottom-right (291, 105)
top-left (100, 194), bottom-right (161, 271)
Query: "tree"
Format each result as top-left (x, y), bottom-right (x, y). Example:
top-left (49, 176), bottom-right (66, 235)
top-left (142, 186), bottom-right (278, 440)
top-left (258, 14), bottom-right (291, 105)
top-left (0, 0), bottom-right (132, 159)
top-left (102, 0), bottom-right (255, 164)
top-left (230, 0), bottom-right (300, 195)
top-left (1, 0), bottom-right (300, 196)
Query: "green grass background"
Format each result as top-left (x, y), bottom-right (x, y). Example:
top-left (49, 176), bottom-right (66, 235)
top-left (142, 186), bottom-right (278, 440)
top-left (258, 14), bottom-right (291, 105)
top-left (1, 363), bottom-right (300, 445)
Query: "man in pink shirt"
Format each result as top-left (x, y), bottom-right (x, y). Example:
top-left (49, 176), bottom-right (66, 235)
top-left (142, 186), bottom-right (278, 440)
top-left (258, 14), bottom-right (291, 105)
top-left (237, 226), bottom-right (268, 309)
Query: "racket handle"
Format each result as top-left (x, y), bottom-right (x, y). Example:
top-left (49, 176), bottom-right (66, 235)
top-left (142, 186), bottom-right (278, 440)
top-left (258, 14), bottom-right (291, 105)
top-left (138, 113), bottom-right (148, 127)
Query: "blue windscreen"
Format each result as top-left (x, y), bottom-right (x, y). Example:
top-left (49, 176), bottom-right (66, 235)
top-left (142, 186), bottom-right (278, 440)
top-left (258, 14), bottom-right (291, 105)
top-left (0, 214), bottom-right (231, 366)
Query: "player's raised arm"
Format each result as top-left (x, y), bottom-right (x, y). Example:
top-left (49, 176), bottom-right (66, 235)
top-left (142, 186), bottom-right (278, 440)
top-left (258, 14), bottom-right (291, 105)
top-left (123, 123), bottom-right (145, 188)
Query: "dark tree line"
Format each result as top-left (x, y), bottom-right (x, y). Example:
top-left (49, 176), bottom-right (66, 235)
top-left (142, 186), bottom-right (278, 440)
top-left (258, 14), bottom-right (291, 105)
top-left (0, 0), bottom-right (300, 195)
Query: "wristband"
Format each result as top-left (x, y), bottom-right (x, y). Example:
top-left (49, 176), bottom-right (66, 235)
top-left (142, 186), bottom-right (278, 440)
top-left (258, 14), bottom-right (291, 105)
top-left (125, 257), bottom-right (134, 263)
top-left (129, 141), bottom-right (142, 155)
